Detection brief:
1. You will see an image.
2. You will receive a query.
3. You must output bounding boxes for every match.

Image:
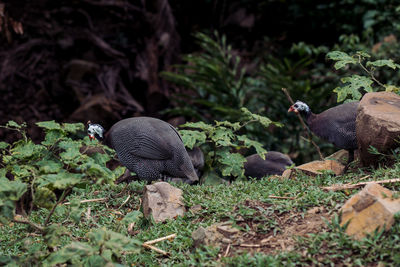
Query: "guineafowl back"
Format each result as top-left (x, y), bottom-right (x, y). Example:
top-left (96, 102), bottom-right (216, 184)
top-left (308, 101), bottom-right (358, 150)
top-left (107, 117), bottom-right (197, 182)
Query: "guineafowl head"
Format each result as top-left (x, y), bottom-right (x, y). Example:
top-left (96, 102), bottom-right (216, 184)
top-left (87, 121), bottom-right (105, 141)
top-left (288, 101), bottom-right (311, 116)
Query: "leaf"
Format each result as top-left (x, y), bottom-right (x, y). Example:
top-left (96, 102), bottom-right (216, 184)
top-left (34, 187), bottom-right (56, 209)
top-left (69, 198), bottom-right (83, 224)
top-left (211, 127), bottom-right (234, 147)
top-left (44, 224), bottom-right (67, 247)
top-left (334, 75), bottom-right (374, 102)
top-left (201, 170), bottom-right (226, 185)
top-left (0, 142), bottom-right (9, 150)
top-left (62, 123), bottom-right (84, 133)
top-left (41, 130), bottom-right (64, 146)
top-left (179, 130), bottom-right (207, 149)
top-left (6, 120), bottom-right (21, 128)
top-left (38, 171), bottom-right (83, 189)
top-left (36, 120), bottom-right (62, 131)
top-left (216, 150), bottom-right (246, 177)
top-left (326, 51), bottom-right (357, 70)
top-left (35, 159), bottom-right (63, 174)
top-left (240, 107), bottom-right (282, 128)
top-left (366, 59), bottom-right (398, 69)
top-left (11, 141), bottom-right (45, 160)
top-left (237, 135), bottom-right (267, 159)
top-left (180, 121), bottom-right (213, 132)
top-left (0, 178), bottom-right (28, 201)
top-left (384, 84), bottom-right (400, 93)
top-left (215, 120), bottom-right (241, 131)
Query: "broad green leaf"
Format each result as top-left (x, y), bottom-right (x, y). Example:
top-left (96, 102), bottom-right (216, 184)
top-left (90, 152), bottom-right (112, 166)
top-left (201, 170), bottom-right (226, 185)
top-left (36, 120), bottom-right (62, 130)
top-left (38, 171), bottom-right (83, 189)
top-left (237, 135), bottom-right (267, 159)
top-left (384, 84), bottom-right (400, 93)
top-left (240, 107), bottom-right (282, 128)
top-left (211, 127), bottom-right (234, 147)
top-left (0, 177), bottom-right (27, 201)
top-left (334, 75), bottom-right (374, 102)
top-left (216, 150), bottom-right (246, 177)
top-left (11, 165), bottom-right (33, 179)
top-left (6, 120), bottom-right (21, 128)
top-left (62, 122), bottom-right (84, 133)
top-left (34, 187), bottom-right (56, 209)
top-left (0, 200), bottom-right (15, 223)
top-left (11, 141), bottom-right (45, 160)
top-left (180, 121), bottom-right (213, 131)
top-left (215, 120), bottom-right (241, 131)
top-left (59, 141), bottom-right (82, 163)
top-left (44, 224), bottom-right (67, 247)
top-left (179, 130), bottom-right (207, 149)
top-left (0, 169), bottom-right (6, 179)
top-left (355, 51), bottom-right (371, 58)
top-left (35, 159), bottom-right (63, 174)
top-left (42, 130), bottom-right (64, 146)
top-left (366, 59), bottom-right (397, 69)
top-left (326, 51), bottom-right (357, 70)
top-left (44, 242), bottom-right (97, 266)
top-left (0, 142), bottom-right (9, 150)
top-left (80, 161), bottom-right (113, 178)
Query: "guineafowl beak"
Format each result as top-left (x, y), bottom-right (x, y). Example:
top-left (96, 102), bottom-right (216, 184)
top-left (288, 106), bottom-right (298, 113)
top-left (89, 134), bottom-right (95, 141)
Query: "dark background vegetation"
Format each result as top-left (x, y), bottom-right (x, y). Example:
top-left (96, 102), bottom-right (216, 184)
top-left (1, 0), bottom-right (399, 164)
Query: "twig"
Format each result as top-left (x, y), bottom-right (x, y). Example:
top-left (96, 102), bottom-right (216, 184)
top-left (63, 197), bottom-right (108, 205)
top-left (12, 218), bottom-right (44, 232)
top-left (239, 243), bottom-right (261, 248)
top-left (144, 234), bottom-right (176, 245)
top-left (44, 188), bottom-right (72, 226)
top-left (224, 244), bottom-right (231, 257)
top-left (282, 88), bottom-right (324, 160)
top-left (118, 195), bottom-right (130, 209)
top-left (321, 178), bottom-right (400, 191)
top-left (142, 243), bottom-right (168, 255)
top-left (268, 195), bottom-right (295, 200)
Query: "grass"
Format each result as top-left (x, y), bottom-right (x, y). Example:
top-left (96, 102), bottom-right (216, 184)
top-left (1, 162), bottom-right (400, 266)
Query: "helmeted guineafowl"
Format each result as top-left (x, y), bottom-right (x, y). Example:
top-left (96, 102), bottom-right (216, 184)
top-left (87, 117), bottom-right (199, 184)
top-left (288, 100), bottom-right (359, 169)
top-left (244, 151), bottom-right (293, 178)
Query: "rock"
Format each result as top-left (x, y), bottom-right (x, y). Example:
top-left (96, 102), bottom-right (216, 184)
top-left (142, 182), bottom-right (185, 223)
top-left (325, 149), bottom-right (359, 166)
top-left (340, 183), bottom-right (400, 240)
top-left (282, 159), bottom-right (345, 178)
top-left (356, 92), bottom-right (400, 166)
top-left (192, 222), bottom-right (240, 248)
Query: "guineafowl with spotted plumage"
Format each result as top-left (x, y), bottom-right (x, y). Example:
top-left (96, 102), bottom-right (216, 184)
top-left (87, 117), bottom-right (199, 184)
top-left (288, 100), bottom-right (359, 169)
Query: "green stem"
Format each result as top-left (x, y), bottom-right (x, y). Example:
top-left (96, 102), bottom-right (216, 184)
top-left (358, 56), bottom-right (385, 88)
top-left (44, 187), bottom-right (72, 226)
top-left (13, 218), bottom-right (44, 232)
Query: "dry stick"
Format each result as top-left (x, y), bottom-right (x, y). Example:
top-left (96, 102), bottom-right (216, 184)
top-left (239, 243), bottom-right (261, 248)
top-left (142, 243), bottom-right (168, 256)
top-left (12, 218), bottom-right (44, 232)
top-left (63, 197), bottom-right (108, 205)
top-left (144, 234), bottom-right (176, 245)
top-left (282, 88), bottom-right (324, 160)
top-left (321, 178), bottom-right (400, 191)
top-left (224, 244), bottom-right (231, 257)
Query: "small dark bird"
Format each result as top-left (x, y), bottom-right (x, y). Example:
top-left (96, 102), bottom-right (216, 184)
top-left (244, 152), bottom-right (294, 178)
top-left (87, 117), bottom-right (199, 184)
top-left (288, 100), bottom-right (359, 168)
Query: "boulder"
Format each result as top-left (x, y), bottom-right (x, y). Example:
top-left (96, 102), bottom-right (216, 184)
top-left (142, 182), bottom-right (185, 223)
top-left (282, 159), bottom-right (345, 178)
top-left (356, 92), bottom-right (400, 166)
top-left (340, 183), bottom-right (400, 240)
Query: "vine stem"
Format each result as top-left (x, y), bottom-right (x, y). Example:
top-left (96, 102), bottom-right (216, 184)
top-left (12, 218), bottom-right (44, 232)
top-left (357, 55), bottom-right (385, 88)
top-left (282, 88), bottom-right (324, 160)
top-left (44, 187), bottom-right (72, 226)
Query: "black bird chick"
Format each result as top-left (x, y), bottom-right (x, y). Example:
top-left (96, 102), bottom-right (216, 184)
top-left (87, 117), bottom-right (199, 184)
top-left (244, 152), bottom-right (293, 178)
top-left (288, 100), bottom-right (359, 168)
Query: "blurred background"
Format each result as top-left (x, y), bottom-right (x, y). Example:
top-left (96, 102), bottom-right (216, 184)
top-left (0, 0), bottom-right (399, 164)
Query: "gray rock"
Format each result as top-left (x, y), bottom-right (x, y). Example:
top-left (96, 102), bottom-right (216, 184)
top-left (142, 182), bottom-right (185, 223)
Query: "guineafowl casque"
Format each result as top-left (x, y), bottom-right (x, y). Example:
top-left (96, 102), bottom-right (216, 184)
top-left (87, 117), bottom-right (199, 184)
top-left (288, 100), bottom-right (359, 170)
top-left (244, 152), bottom-right (293, 178)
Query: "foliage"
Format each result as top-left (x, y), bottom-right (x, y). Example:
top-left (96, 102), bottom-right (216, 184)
top-left (179, 108), bottom-right (282, 182)
top-left (0, 120), bottom-right (133, 265)
top-left (161, 31), bottom-right (259, 122)
top-left (327, 50), bottom-right (400, 102)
